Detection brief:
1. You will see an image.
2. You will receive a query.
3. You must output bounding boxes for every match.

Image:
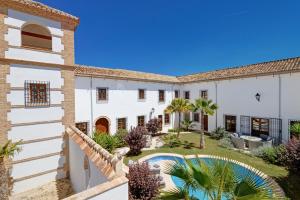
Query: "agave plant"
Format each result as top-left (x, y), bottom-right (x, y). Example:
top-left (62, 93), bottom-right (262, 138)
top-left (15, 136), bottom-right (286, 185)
top-left (0, 140), bottom-right (22, 161)
top-left (161, 156), bottom-right (285, 200)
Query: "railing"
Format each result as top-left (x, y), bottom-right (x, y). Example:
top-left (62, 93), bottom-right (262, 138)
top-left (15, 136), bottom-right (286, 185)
top-left (66, 125), bottom-right (124, 178)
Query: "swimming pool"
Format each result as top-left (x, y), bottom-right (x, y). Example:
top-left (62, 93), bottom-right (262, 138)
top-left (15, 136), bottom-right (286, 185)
top-left (145, 155), bottom-right (270, 200)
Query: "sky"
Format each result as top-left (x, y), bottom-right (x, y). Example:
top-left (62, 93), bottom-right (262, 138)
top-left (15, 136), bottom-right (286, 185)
top-left (39, 0), bottom-right (300, 76)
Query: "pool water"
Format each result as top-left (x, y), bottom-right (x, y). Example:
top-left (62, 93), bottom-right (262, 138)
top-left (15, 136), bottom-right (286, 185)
top-left (146, 155), bottom-right (268, 200)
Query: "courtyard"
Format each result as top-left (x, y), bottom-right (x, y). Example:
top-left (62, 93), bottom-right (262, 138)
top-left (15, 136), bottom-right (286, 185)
top-left (125, 132), bottom-right (300, 200)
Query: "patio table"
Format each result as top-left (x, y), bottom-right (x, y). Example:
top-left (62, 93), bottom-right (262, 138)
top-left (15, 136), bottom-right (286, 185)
top-left (240, 135), bottom-right (262, 148)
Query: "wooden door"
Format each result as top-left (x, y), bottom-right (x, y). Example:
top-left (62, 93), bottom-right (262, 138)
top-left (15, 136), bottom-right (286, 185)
top-left (95, 118), bottom-right (109, 134)
top-left (158, 115), bottom-right (163, 131)
top-left (203, 115), bottom-right (208, 131)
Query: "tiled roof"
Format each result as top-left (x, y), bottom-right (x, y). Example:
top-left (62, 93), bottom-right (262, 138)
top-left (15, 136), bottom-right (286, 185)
top-left (2, 0), bottom-right (79, 26)
top-left (75, 65), bottom-right (179, 83)
top-left (178, 57), bottom-right (300, 83)
top-left (75, 57), bottom-right (300, 83)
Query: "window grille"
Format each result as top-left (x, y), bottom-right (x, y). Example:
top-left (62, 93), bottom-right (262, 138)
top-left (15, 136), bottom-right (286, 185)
top-left (25, 80), bottom-right (50, 107)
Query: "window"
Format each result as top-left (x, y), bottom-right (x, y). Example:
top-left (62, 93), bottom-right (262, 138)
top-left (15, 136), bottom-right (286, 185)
top-left (193, 113), bottom-right (200, 122)
top-left (225, 115), bottom-right (236, 132)
top-left (97, 88), bottom-right (108, 101)
top-left (21, 24), bottom-right (52, 50)
top-left (251, 118), bottom-right (269, 137)
top-left (117, 118), bottom-right (127, 130)
top-left (25, 81), bottom-right (50, 107)
top-left (76, 122), bottom-right (89, 135)
top-left (175, 90), bottom-right (180, 98)
top-left (164, 113), bottom-right (170, 125)
top-left (137, 116), bottom-right (145, 126)
top-left (159, 90), bottom-right (165, 102)
top-left (158, 115), bottom-right (163, 131)
top-left (184, 91), bottom-right (190, 100)
top-left (201, 90), bottom-right (208, 99)
top-left (184, 112), bottom-right (190, 121)
top-left (138, 89), bottom-right (145, 100)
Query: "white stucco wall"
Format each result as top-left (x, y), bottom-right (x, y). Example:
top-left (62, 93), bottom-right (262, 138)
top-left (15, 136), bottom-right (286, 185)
top-left (4, 9), bottom-right (64, 64)
top-left (88, 183), bottom-right (128, 200)
top-left (69, 138), bottom-right (108, 193)
top-left (181, 72), bottom-right (300, 142)
top-left (7, 64), bottom-right (66, 194)
top-left (75, 77), bottom-right (176, 135)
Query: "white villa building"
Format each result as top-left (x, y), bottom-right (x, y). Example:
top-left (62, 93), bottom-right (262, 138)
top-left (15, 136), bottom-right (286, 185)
top-left (0, 0), bottom-right (299, 199)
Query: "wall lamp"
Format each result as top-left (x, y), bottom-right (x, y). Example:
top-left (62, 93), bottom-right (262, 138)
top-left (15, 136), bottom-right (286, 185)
top-left (255, 93), bottom-right (261, 102)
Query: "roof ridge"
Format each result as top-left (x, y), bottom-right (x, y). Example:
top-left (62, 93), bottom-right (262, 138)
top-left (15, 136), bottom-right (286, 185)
top-left (177, 56), bottom-right (300, 78)
top-left (75, 64), bottom-right (177, 78)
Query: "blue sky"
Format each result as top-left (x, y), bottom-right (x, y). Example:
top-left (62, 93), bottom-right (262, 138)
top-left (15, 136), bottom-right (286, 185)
top-left (39, 0), bottom-right (300, 76)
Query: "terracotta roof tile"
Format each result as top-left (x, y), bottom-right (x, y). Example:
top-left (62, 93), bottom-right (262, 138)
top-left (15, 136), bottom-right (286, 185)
top-left (177, 56), bottom-right (300, 83)
top-left (75, 64), bottom-right (179, 83)
top-left (2, 0), bottom-right (79, 26)
top-left (75, 57), bottom-right (300, 83)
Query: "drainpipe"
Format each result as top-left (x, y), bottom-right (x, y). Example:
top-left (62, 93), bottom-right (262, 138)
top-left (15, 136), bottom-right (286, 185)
top-left (90, 76), bottom-right (94, 136)
top-left (215, 82), bottom-right (218, 129)
top-left (278, 75), bottom-right (282, 119)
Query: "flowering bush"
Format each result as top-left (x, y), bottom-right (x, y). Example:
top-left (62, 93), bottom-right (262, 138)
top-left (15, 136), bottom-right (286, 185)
top-left (127, 162), bottom-right (160, 200)
top-left (125, 126), bottom-right (147, 155)
top-left (285, 138), bottom-right (300, 171)
top-left (146, 118), bottom-right (160, 136)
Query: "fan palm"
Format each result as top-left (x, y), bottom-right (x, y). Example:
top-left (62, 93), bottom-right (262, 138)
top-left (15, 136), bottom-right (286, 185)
top-left (165, 98), bottom-right (192, 138)
top-left (161, 156), bottom-right (285, 200)
top-left (191, 98), bottom-right (218, 149)
top-left (0, 140), bottom-right (22, 161)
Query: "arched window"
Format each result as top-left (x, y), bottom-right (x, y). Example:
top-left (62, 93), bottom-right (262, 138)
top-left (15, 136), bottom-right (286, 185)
top-left (21, 24), bottom-right (52, 50)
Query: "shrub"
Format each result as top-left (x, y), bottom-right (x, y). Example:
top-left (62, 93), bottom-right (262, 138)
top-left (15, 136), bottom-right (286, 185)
top-left (163, 135), bottom-right (181, 148)
top-left (93, 133), bottom-right (119, 153)
top-left (115, 129), bottom-right (128, 147)
top-left (290, 123), bottom-right (300, 139)
top-left (210, 127), bottom-right (229, 140)
top-left (285, 138), bottom-right (300, 171)
top-left (251, 145), bottom-right (286, 165)
top-left (218, 137), bottom-right (234, 149)
top-left (127, 162), bottom-right (160, 200)
top-left (146, 118), bottom-right (160, 136)
top-left (181, 119), bottom-right (193, 131)
top-left (125, 126), bottom-right (147, 155)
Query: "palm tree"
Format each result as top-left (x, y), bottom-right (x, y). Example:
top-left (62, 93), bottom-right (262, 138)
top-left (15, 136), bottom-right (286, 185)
top-left (191, 98), bottom-right (218, 149)
top-left (165, 98), bottom-right (192, 138)
top-left (0, 140), bottom-right (22, 199)
top-left (0, 140), bottom-right (22, 161)
top-left (161, 156), bottom-right (285, 200)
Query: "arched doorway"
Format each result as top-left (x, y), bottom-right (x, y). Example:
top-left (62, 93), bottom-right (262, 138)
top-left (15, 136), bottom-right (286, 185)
top-left (95, 117), bottom-right (109, 134)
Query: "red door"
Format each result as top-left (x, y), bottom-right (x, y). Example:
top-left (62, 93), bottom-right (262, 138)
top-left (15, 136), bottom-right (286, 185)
top-left (95, 118), bottom-right (109, 134)
top-left (158, 115), bottom-right (163, 131)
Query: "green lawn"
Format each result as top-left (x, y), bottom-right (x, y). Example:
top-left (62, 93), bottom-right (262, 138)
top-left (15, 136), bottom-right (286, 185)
top-left (124, 132), bottom-right (300, 200)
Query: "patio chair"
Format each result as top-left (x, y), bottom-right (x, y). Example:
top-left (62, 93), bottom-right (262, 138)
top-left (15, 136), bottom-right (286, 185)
top-left (248, 140), bottom-right (264, 150)
top-left (230, 136), bottom-right (245, 149)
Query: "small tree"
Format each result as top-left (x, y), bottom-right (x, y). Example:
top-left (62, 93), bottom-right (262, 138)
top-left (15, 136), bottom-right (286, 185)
top-left (191, 98), bottom-right (218, 149)
top-left (165, 98), bottom-right (192, 138)
top-left (127, 162), bottom-right (160, 200)
top-left (146, 118), bottom-right (160, 136)
top-left (290, 123), bottom-right (300, 139)
top-left (0, 140), bottom-right (22, 199)
top-left (125, 126), bottom-right (147, 155)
